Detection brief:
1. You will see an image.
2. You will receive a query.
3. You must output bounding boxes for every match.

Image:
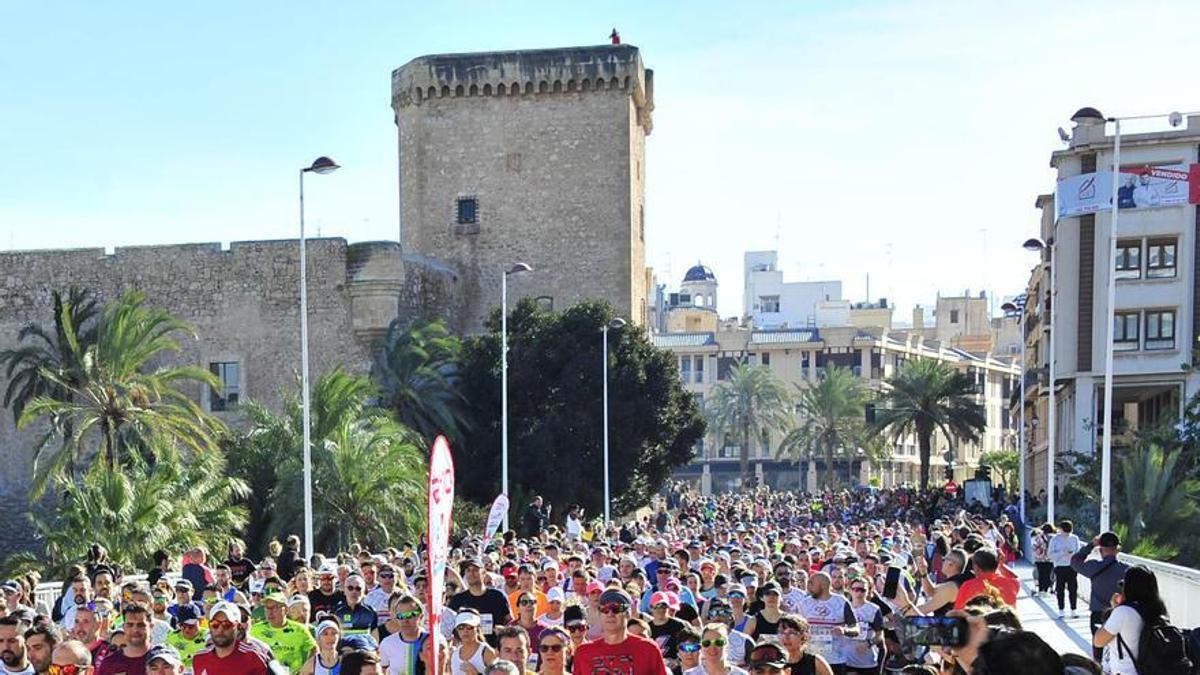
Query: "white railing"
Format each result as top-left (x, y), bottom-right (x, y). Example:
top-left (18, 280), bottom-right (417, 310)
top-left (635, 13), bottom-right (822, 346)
top-left (1117, 552), bottom-right (1200, 627)
top-left (33, 574), bottom-right (151, 613)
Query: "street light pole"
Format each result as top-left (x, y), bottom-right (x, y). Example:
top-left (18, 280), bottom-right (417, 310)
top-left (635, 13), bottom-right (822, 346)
top-left (1100, 119), bottom-right (1121, 533)
top-left (1002, 299), bottom-right (1027, 524)
top-left (299, 156), bottom-right (340, 561)
top-left (501, 262), bottom-right (532, 532)
top-left (602, 317), bottom-right (627, 525)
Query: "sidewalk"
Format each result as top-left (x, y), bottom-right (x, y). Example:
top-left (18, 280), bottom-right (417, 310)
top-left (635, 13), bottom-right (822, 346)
top-left (1010, 560), bottom-right (1094, 657)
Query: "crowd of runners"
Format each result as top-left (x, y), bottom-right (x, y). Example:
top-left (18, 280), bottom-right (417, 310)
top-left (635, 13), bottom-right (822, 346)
top-left (0, 485), bottom-right (1190, 675)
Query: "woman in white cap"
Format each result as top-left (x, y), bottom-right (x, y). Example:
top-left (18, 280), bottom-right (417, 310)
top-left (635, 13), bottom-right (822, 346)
top-left (451, 609), bottom-right (496, 675)
top-left (298, 619), bottom-right (342, 675)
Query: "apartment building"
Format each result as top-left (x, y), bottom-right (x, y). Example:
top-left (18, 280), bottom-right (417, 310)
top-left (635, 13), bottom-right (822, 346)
top-left (652, 325), bottom-right (1019, 494)
top-left (1016, 107), bottom-right (1200, 500)
top-left (744, 251), bottom-right (842, 328)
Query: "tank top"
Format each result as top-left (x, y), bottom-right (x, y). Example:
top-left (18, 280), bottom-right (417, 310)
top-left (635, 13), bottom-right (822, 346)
top-left (788, 654), bottom-right (817, 675)
top-left (314, 653), bottom-right (342, 675)
top-left (451, 642), bottom-right (488, 675)
top-left (751, 611), bottom-right (779, 638)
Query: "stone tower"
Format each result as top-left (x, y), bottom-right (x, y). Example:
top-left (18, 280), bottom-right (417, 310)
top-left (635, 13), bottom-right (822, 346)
top-left (391, 45), bottom-right (654, 333)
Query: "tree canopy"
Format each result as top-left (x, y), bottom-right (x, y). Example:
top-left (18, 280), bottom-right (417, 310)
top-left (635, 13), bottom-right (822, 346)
top-left (456, 299), bottom-right (705, 519)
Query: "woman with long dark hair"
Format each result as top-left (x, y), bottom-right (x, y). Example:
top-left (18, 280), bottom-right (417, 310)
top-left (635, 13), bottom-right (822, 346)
top-left (1031, 523), bottom-right (1054, 597)
top-left (1093, 565), bottom-right (1167, 675)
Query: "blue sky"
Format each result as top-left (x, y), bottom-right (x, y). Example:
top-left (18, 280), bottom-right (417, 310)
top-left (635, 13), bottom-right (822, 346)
top-left (3, 1), bottom-right (1199, 317)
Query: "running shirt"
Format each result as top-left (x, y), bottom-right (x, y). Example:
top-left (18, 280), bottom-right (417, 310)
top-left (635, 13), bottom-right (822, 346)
top-left (780, 587), bottom-right (806, 614)
top-left (165, 631), bottom-right (209, 675)
top-left (843, 602), bottom-right (884, 669)
top-left (379, 631), bottom-right (427, 675)
top-left (571, 635), bottom-right (669, 675)
top-left (192, 642), bottom-right (270, 675)
top-left (249, 619), bottom-right (317, 673)
top-left (799, 595), bottom-right (856, 665)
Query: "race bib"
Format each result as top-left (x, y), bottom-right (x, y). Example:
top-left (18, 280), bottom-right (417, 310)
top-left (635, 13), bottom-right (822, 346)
top-left (480, 613), bottom-right (495, 635)
top-left (809, 625), bottom-right (835, 658)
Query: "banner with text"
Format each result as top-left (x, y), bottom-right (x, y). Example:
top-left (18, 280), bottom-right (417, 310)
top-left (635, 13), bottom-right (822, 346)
top-left (426, 435), bottom-right (455, 675)
top-left (1055, 163), bottom-right (1200, 219)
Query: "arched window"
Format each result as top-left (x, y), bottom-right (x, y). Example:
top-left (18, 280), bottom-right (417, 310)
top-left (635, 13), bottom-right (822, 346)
top-left (538, 81), bottom-right (548, 93)
top-left (581, 79), bottom-right (591, 91)
top-left (482, 83), bottom-right (492, 95)
top-left (524, 82), bottom-right (534, 95)
top-left (468, 84), bottom-right (478, 96)
top-left (455, 84), bottom-right (465, 97)
top-left (596, 78), bottom-right (606, 90)
top-left (440, 85), bottom-right (450, 98)
top-left (497, 83), bottom-right (506, 95)
top-left (552, 80), bottom-right (562, 93)
top-left (535, 296), bottom-right (554, 311)
top-left (566, 80), bottom-right (576, 92)
top-left (609, 76), bottom-right (619, 89)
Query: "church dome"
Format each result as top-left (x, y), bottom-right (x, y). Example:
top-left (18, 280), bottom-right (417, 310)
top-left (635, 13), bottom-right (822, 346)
top-left (683, 263), bottom-right (715, 282)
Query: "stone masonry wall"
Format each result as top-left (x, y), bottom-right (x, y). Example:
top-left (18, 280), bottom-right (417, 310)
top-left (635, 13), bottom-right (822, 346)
top-left (0, 238), bottom-right (382, 559)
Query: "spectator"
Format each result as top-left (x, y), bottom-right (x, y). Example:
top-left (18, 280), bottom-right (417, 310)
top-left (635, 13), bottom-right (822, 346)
top-left (1048, 520), bottom-right (1082, 619)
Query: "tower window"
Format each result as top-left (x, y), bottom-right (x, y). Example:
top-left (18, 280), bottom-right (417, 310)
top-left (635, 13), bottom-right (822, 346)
top-left (456, 197), bottom-right (478, 224)
top-left (209, 362), bottom-right (240, 412)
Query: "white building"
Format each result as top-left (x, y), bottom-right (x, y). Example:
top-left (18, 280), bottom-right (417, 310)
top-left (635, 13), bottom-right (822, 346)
top-left (744, 251), bottom-right (842, 328)
top-left (1018, 107), bottom-right (1200, 498)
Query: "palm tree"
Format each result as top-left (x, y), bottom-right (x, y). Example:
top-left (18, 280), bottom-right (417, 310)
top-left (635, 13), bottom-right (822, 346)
top-left (371, 319), bottom-right (471, 446)
top-left (30, 445), bottom-right (249, 571)
top-left (706, 363), bottom-right (793, 486)
top-left (0, 287), bottom-right (99, 422)
top-left (234, 367), bottom-right (429, 553)
top-left (18, 292), bottom-right (223, 497)
top-left (778, 365), bottom-right (869, 488)
top-left (874, 358), bottom-right (985, 490)
top-left (1117, 444), bottom-right (1200, 556)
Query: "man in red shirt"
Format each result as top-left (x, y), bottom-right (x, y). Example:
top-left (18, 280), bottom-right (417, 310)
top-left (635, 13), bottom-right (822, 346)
top-left (97, 603), bottom-right (152, 675)
top-left (572, 588), bottom-right (667, 675)
top-left (953, 548), bottom-right (1020, 609)
top-left (192, 602), bottom-right (269, 675)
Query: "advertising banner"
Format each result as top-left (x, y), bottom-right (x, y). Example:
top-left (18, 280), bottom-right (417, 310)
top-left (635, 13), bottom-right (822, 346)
top-left (426, 435), bottom-right (455, 674)
top-left (483, 493), bottom-right (509, 540)
top-left (1056, 163), bottom-right (1199, 218)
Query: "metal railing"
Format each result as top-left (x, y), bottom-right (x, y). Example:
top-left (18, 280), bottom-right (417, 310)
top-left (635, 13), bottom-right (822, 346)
top-left (33, 574), bottom-right (151, 614)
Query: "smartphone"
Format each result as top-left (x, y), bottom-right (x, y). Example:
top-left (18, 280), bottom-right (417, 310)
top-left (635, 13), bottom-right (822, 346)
top-left (900, 616), bottom-right (969, 647)
top-left (883, 566), bottom-right (902, 599)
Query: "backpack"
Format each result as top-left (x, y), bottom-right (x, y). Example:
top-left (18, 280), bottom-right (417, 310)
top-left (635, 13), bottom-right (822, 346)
top-left (1117, 604), bottom-right (1193, 675)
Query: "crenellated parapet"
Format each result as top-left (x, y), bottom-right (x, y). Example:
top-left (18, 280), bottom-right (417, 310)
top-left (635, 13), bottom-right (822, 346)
top-left (391, 44), bottom-right (653, 133)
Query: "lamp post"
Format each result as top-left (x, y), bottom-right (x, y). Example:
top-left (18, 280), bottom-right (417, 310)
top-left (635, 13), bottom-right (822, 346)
top-left (601, 317), bottom-right (627, 525)
top-left (1097, 110), bottom-right (1194, 531)
top-left (299, 155), bottom-right (340, 561)
top-left (1023, 236), bottom-right (1055, 523)
top-left (501, 262), bottom-right (533, 532)
top-left (1001, 299), bottom-right (1026, 524)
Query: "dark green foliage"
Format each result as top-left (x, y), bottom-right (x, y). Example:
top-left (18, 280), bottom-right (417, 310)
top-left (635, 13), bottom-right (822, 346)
top-left (455, 299), bottom-right (705, 518)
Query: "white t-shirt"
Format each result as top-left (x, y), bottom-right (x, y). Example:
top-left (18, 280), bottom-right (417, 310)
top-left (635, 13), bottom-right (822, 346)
top-left (780, 587), bottom-right (806, 614)
top-left (1101, 605), bottom-right (1143, 675)
top-left (683, 665), bottom-right (748, 675)
top-left (380, 631), bottom-right (427, 675)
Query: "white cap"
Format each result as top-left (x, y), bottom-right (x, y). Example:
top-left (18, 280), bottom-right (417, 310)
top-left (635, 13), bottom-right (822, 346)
top-left (208, 601), bottom-right (241, 623)
top-left (546, 587), bottom-right (565, 603)
top-left (454, 610), bottom-right (481, 628)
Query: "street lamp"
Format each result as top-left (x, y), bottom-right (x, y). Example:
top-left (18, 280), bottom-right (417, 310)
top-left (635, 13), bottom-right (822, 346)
top-left (501, 262), bottom-right (533, 532)
top-left (1023, 236), bottom-right (1056, 523)
top-left (601, 317), bottom-right (627, 525)
top-left (1000, 298), bottom-right (1026, 525)
top-left (299, 156), bottom-right (340, 561)
top-left (1098, 110), bottom-right (1194, 532)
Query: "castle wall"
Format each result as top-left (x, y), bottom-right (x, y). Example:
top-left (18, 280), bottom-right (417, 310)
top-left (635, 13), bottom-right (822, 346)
top-left (0, 238), bottom-right (402, 558)
top-left (392, 45), bottom-right (653, 333)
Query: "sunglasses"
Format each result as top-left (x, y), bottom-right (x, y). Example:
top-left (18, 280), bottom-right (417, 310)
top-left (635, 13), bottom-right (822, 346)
top-left (598, 603), bottom-right (629, 615)
top-left (567, 624), bottom-right (586, 633)
top-left (379, 573), bottom-right (396, 579)
top-left (518, 599), bottom-right (536, 607)
top-left (851, 587), bottom-right (867, 593)
top-left (728, 592), bottom-right (746, 600)
top-left (651, 603), bottom-right (669, 610)
top-left (208, 619), bottom-right (236, 630)
top-left (701, 638), bottom-right (727, 648)
top-left (538, 644), bottom-right (564, 653)
top-left (396, 609), bottom-right (422, 620)
top-left (679, 642), bottom-right (701, 654)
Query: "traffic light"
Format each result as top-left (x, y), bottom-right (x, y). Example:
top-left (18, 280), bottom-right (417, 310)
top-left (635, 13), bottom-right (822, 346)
top-left (944, 463), bottom-right (955, 480)
top-left (977, 464), bottom-right (993, 481)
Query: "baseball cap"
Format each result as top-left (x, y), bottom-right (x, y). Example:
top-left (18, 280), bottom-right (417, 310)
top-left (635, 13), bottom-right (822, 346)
top-left (455, 610), bottom-right (482, 628)
top-left (174, 605), bottom-right (201, 625)
top-left (318, 564), bottom-right (338, 576)
top-left (726, 583), bottom-right (747, 597)
top-left (598, 588), bottom-right (633, 606)
top-left (316, 619), bottom-right (341, 637)
top-left (759, 581), bottom-right (781, 596)
top-left (1098, 532), bottom-right (1121, 547)
top-left (585, 580), bottom-right (604, 595)
top-left (340, 633), bottom-right (378, 652)
top-left (288, 594), bottom-right (309, 608)
top-left (146, 645), bottom-right (183, 667)
top-left (262, 592), bottom-right (288, 606)
top-left (1, 581), bottom-right (19, 594)
top-left (208, 601), bottom-right (241, 623)
top-left (546, 587), bottom-right (565, 604)
top-left (648, 591), bottom-right (676, 610)
top-left (749, 643), bottom-right (788, 668)
top-left (173, 579), bottom-right (193, 591)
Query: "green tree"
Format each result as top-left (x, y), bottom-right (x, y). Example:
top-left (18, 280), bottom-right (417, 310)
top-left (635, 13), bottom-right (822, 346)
top-left (28, 447), bottom-right (248, 572)
top-left (17, 292), bottom-right (223, 498)
top-left (0, 287), bottom-right (99, 423)
top-left (456, 299), bottom-right (704, 519)
top-left (371, 318), bottom-right (470, 446)
top-left (874, 358), bottom-right (986, 490)
top-left (707, 363), bottom-right (793, 486)
top-left (1116, 444), bottom-right (1200, 558)
top-left (228, 367), bottom-right (428, 553)
top-left (778, 366), bottom-right (869, 487)
top-left (979, 449), bottom-right (1019, 489)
